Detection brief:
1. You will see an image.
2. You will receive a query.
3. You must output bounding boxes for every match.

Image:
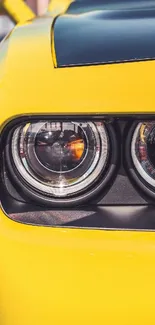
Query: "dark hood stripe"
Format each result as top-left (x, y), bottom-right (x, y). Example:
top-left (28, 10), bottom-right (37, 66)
top-left (67, 0), bottom-right (155, 13)
top-left (54, 2), bottom-right (155, 67)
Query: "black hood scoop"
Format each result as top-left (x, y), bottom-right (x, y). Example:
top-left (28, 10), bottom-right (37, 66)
top-left (54, 0), bottom-right (155, 67)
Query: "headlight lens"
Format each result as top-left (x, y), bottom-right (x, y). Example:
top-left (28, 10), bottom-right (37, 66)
top-left (131, 122), bottom-right (155, 188)
top-left (11, 120), bottom-right (110, 198)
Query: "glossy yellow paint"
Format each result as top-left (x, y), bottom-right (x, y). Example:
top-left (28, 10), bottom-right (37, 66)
top-left (0, 17), bottom-right (155, 129)
top-left (1, 0), bottom-right (35, 23)
top-left (1, 9), bottom-right (155, 325)
top-left (0, 208), bottom-right (155, 325)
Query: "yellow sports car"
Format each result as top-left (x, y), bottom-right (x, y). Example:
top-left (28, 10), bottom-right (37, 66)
top-left (1, 0), bottom-right (155, 324)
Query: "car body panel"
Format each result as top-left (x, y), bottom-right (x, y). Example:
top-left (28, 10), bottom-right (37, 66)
top-left (1, 1), bottom-right (155, 324)
top-left (0, 208), bottom-right (155, 324)
top-left (0, 17), bottom-right (155, 128)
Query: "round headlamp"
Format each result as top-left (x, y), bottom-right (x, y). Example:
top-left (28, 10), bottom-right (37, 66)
top-left (131, 122), bottom-right (155, 185)
top-left (129, 121), bottom-right (155, 198)
top-left (6, 120), bottom-right (117, 207)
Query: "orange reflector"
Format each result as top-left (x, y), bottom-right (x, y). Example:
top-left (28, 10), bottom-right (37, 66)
top-left (67, 139), bottom-right (85, 160)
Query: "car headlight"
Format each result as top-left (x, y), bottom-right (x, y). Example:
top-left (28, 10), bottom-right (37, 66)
top-left (5, 119), bottom-right (117, 207)
top-left (131, 121), bottom-right (155, 194)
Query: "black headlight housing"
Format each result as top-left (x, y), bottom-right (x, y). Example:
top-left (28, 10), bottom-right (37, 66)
top-left (2, 115), bottom-right (155, 230)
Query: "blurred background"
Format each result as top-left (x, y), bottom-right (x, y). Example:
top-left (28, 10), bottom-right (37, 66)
top-left (26, 0), bottom-right (49, 14)
top-left (0, 0), bottom-right (50, 41)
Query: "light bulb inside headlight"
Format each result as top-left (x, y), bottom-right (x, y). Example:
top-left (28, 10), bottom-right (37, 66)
top-left (11, 120), bottom-right (109, 198)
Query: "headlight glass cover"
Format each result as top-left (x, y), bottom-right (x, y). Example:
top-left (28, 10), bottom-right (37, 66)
top-left (11, 121), bottom-right (109, 198)
top-left (131, 122), bottom-right (155, 188)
